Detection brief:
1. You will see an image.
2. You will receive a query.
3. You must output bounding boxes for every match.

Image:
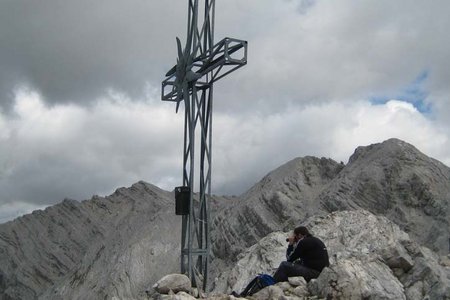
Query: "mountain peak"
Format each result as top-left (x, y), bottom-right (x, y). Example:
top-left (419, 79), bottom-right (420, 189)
top-left (320, 138), bottom-right (450, 254)
top-left (349, 138), bottom-right (423, 164)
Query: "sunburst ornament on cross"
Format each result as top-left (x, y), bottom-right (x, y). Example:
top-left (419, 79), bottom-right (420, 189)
top-left (162, 0), bottom-right (247, 291)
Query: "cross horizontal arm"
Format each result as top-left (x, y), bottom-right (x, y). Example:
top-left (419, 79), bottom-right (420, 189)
top-left (162, 37), bottom-right (247, 102)
top-left (196, 38), bottom-right (247, 74)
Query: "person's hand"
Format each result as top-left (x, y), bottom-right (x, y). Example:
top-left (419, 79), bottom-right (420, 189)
top-left (287, 235), bottom-right (296, 245)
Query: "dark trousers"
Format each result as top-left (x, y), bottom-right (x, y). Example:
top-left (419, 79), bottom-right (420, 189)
top-left (273, 261), bottom-right (320, 282)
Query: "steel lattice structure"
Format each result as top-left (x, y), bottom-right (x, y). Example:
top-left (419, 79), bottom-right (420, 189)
top-left (162, 0), bottom-right (247, 291)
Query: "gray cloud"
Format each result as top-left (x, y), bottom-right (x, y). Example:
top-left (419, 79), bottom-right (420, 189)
top-left (0, 0), bottom-right (185, 107)
top-left (2, 0), bottom-right (449, 112)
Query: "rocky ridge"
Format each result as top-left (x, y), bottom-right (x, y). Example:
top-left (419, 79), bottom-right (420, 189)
top-left (0, 182), bottom-right (185, 299)
top-left (0, 138), bottom-right (449, 299)
top-left (211, 156), bottom-right (344, 259)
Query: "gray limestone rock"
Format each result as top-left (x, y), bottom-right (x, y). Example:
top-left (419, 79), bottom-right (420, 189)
top-left (155, 291), bottom-right (197, 300)
top-left (252, 285), bottom-right (284, 300)
top-left (287, 276), bottom-right (307, 287)
top-left (379, 244), bottom-right (414, 272)
top-left (401, 253), bottom-right (450, 300)
top-left (0, 198), bottom-right (106, 299)
top-left (319, 139), bottom-right (450, 255)
top-left (223, 232), bottom-right (286, 294)
top-left (215, 210), bottom-right (450, 300)
top-left (275, 281), bottom-right (294, 294)
top-left (314, 259), bottom-right (406, 300)
top-left (1, 182), bottom-right (203, 299)
top-left (153, 274), bottom-right (191, 294)
top-left (38, 182), bottom-right (184, 300)
top-left (291, 279), bottom-right (309, 298)
top-left (211, 156), bottom-right (344, 261)
top-left (440, 255), bottom-right (450, 267)
top-left (306, 210), bottom-right (450, 300)
top-left (212, 138), bottom-right (450, 266)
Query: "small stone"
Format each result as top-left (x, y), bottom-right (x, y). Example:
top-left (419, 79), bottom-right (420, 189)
top-left (280, 296), bottom-right (299, 300)
top-left (307, 278), bottom-right (319, 296)
top-left (174, 291), bottom-right (197, 300)
top-left (252, 285), bottom-right (284, 300)
top-left (405, 281), bottom-right (424, 300)
top-left (384, 253), bottom-right (414, 272)
top-left (191, 288), bottom-right (199, 298)
top-left (392, 268), bottom-right (404, 277)
top-left (439, 255), bottom-right (450, 267)
top-left (288, 276), bottom-right (307, 287)
top-left (292, 285), bottom-right (309, 297)
top-left (153, 274), bottom-right (191, 294)
top-left (275, 281), bottom-right (293, 292)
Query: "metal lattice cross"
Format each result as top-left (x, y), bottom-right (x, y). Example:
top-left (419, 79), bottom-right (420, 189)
top-left (162, 0), bottom-right (247, 291)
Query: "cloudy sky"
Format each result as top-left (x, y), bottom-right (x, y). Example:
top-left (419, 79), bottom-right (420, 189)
top-left (1, 0), bottom-right (450, 223)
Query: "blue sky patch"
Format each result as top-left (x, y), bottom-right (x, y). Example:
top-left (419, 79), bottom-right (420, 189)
top-left (370, 71), bottom-right (431, 114)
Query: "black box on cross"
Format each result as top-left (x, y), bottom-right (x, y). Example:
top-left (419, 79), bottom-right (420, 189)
top-left (175, 186), bottom-right (190, 215)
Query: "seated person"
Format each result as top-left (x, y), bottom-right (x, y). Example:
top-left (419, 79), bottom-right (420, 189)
top-left (273, 226), bottom-right (329, 282)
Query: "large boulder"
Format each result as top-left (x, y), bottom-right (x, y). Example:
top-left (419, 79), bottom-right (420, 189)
top-left (215, 232), bottom-right (286, 294)
top-left (310, 258), bottom-right (405, 300)
top-left (214, 210), bottom-right (450, 300)
top-left (307, 210), bottom-right (450, 299)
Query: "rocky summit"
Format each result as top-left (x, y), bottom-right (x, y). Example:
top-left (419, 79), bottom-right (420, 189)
top-left (319, 139), bottom-right (450, 254)
top-left (0, 138), bottom-right (449, 299)
top-left (160, 210), bottom-right (450, 299)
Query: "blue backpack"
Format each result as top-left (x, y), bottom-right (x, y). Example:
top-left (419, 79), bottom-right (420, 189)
top-left (239, 274), bottom-right (276, 297)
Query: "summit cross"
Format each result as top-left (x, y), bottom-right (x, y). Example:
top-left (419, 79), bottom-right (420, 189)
top-left (162, 0), bottom-right (247, 291)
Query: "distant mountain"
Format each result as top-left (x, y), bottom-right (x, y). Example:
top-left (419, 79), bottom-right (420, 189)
top-left (211, 156), bottom-right (344, 259)
top-left (1, 138), bottom-right (449, 299)
top-left (212, 138), bottom-right (450, 265)
top-left (319, 138), bottom-right (450, 254)
top-left (0, 183), bottom-right (183, 299)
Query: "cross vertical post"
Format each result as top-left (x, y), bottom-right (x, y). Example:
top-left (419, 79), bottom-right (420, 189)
top-left (162, 0), bottom-right (247, 291)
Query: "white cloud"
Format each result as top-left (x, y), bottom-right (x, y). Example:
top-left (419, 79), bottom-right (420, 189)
top-left (1, 86), bottom-right (449, 223)
top-left (211, 99), bottom-right (450, 194)
top-left (0, 87), bottom-right (183, 217)
top-left (328, 100), bottom-right (449, 164)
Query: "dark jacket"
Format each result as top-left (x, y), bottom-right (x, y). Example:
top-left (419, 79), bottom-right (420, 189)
top-left (286, 234), bottom-right (329, 272)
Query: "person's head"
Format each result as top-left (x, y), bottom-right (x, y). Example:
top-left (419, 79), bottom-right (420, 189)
top-left (293, 226), bottom-right (310, 239)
